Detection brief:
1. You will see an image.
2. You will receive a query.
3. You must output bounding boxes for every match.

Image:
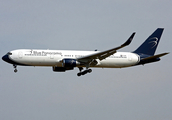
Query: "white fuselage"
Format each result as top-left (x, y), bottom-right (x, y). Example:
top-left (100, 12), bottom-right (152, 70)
top-left (8, 49), bottom-right (140, 68)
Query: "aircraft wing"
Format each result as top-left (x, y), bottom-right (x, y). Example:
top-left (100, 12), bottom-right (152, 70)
top-left (77, 32), bottom-right (136, 64)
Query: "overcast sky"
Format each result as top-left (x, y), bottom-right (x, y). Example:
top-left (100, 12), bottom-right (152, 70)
top-left (0, 0), bottom-right (172, 120)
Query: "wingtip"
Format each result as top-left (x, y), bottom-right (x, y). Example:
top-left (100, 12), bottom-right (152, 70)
top-left (131, 32), bottom-right (136, 37)
top-left (121, 32), bottom-right (135, 47)
top-left (131, 32), bottom-right (136, 38)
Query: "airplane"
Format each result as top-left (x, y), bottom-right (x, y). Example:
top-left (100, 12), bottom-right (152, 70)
top-left (2, 28), bottom-right (169, 76)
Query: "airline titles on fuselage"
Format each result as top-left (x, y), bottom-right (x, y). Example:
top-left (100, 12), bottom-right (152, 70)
top-left (25, 50), bottom-right (62, 56)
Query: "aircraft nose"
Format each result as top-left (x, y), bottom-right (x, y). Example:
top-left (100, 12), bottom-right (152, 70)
top-left (2, 54), bottom-right (9, 62)
top-left (2, 54), bottom-right (17, 65)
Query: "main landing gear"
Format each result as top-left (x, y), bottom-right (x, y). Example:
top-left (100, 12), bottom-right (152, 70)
top-left (13, 64), bottom-right (18, 73)
top-left (77, 67), bottom-right (92, 76)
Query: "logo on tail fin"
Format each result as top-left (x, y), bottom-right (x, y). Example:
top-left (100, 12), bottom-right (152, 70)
top-left (149, 37), bottom-right (158, 48)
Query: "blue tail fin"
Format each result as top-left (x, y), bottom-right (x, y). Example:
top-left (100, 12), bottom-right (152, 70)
top-left (134, 28), bottom-right (164, 55)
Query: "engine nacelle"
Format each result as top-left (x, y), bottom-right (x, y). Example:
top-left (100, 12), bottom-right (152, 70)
top-left (52, 59), bottom-right (79, 72)
top-left (62, 59), bottom-right (78, 67)
top-left (53, 58), bottom-right (80, 72)
top-left (52, 66), bottom-right (74, 72)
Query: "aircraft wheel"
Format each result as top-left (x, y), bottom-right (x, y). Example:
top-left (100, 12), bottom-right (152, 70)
top-left (88, 69), bottom-right (92, 73)
top-left (77, 73), bottom-right (82, 76)
top-left (14, 69), bottom-right (17, 73)
top-left (81, 71), bottom-right (87, 75)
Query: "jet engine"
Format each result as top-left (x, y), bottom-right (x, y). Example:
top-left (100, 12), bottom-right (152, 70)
top-left (62, 59), bottom-right (77, 67)
top-left (52, 59), bottom-right (80, 72)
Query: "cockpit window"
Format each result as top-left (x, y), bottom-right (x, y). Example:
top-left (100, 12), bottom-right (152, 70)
top-left (7, 52), bottom-right (12, 55)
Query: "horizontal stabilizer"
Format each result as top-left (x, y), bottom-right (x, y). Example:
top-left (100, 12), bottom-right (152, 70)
top-left (141, 52), bottom-right (169, 61)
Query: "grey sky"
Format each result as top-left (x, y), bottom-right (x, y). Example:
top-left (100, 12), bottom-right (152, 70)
top-left (0, 0), bottom-right (172, 120)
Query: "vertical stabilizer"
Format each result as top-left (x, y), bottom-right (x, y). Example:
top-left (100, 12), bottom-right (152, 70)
top-left (134, 28), bottom-right (164, 55)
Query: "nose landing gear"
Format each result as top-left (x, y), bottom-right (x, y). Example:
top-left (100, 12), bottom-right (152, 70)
top-left (13, 64), bottom-right (18, 73)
